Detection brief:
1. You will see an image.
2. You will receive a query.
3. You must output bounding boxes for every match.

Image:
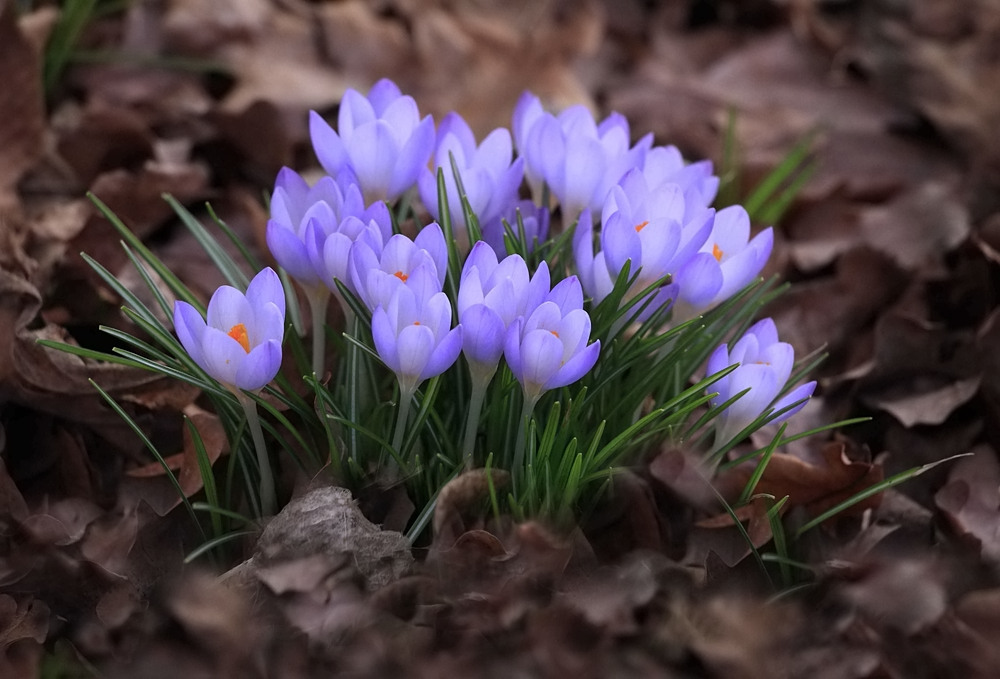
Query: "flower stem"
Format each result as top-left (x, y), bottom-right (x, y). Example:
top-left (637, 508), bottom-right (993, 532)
top-left (391, 384), bottom-right (415, 460)
top-left (236, 391), bottom-right (276, 517)
top-left (461, 368), bottom-right (494, 469)
top-left (511, 394), bottom-right (538, 489)
top-left (306, 287), bottom-right (331, 377)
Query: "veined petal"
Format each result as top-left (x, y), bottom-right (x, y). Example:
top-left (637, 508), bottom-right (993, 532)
top-left (389, 115), bottom-right (435, 200)
top-left (546, 276), bottom-right (584, 314)
top-left (347, 121), bottom-right (399, 202)
top-left (173, 301), bottom-right (208, 369)
top-left (422, 325), bottom-right (463, 380)
top-left (269, 219), bottom-right (319, 286)
top-left (201, 326), bottom-right (246, 387)
top-left (309, 111), bottom-right (348, 176)
top-left (246, 268), bottom-right (285, 319)
top-left (415, 223), bottom-right (447, 286)
top-left (771, 381), bottom-right (817, 423)
top-left (396, 323), bottom-right (435, 380)
top-left (460, 305), bottom-right (505, 365)
top-left (367, 79), bottom-right (403, 115)
top-left (235, 339), bottom-right (282, 391)
top-left (253, 303), bottom-right (285, 346)
top-left (675, 253), bottom-right (724, 310)
top-left (207, 286), bottom-right (254, 334)
top-left (338, 88), bottom-right (376, 136)
top-left (371, 306), bottom-right (401, 374)
top-left (547, 339), bottom-right (600, 390)
top-left (518, 328), bottom-right (564, 394)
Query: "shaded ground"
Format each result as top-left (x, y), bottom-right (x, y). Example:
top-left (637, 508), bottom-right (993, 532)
top-left (4, 0), bottom-right (1000, 677)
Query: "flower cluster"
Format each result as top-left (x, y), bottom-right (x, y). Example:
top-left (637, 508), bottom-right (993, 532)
top-left (171, 77), bottom-right (815, 487)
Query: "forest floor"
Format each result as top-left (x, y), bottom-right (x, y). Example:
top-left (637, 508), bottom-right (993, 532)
top-left (3, 1), bottom-right (1000, 677)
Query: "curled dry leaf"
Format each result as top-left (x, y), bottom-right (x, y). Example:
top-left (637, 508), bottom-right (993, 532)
top-left (714, 439), bottom-right (884, 523)
top-left (935, 445), bottom-right (1000, 565)
top-left (432, 467), bottom-right (510, 545)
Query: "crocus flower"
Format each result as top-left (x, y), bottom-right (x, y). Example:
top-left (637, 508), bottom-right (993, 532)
top-left (173, 268), bottom-right (286, 392)
top-left (372, 285), bottom-right (463, 397)
top-left (504, 276), bottom-right (601, 404)
top-left (310, 79), bottom-right (435, 204)
top-left (673, 205), bottom-right (773, 316)
top-left (642, 145), bottom-right (720, 209)
top-left (574, 167), bottom-right (714, 319)
top-left (417, 112), bottom-right (524, 243)
top-left (266, 168), bottom-right (347, 289)
top-left (705, 318), bottom-right (816, 447)
top-left (302, 185), bottom-right (394, 298)
top-left (349, 224), bottom-right (448, 312)
top-left (458, 242), bottom-right (550, 371)
top-left (512, 91), bottom-right (652, 220)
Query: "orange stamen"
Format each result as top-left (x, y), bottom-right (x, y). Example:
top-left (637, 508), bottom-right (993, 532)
top-left (228, 323), bottom-right (251, 353)
top-left (413, 321), bottom-right (421, 326)
top-left (394, 270), bottom-right (408, 282)
top-left (634, 221), bottom-right (649, 233)
top-left (712, 243), bottom-right (724, 261)
top-left (550, 330), bottom-right (559, 338)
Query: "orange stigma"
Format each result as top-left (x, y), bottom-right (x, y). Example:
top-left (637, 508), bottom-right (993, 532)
top-left (634, 221), bottom-right (649, 233)
top-left (712, 243), bottom-right (724, 261)
top-left (550, 330), bottom-right (559, 338)
top-left (393, 270), bottom-right (408, 282)
top-left (413, 321), bottom-right (421, 326)
top-left (228, 323), bottom-right (251, 353)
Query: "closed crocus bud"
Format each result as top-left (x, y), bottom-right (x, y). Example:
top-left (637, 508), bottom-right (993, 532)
top-left (504, 276), bottom-right (600, 404)
top-left (310, 79), bottom-right (435, 204)
top-left (173, 268), bottom-right (286, 392)
top-left (706, 318), bottom-right (816, 447)
top-left (417, 112), bottom-right (524, 241)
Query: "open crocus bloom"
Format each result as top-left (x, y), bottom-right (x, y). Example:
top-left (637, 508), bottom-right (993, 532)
top-left (706, 318), bottom-right (816, 446)
top-left (310, 79), bottom-right (435, 204)
top-left (504, 276), bottom-right (600, 404)
top-left (371, 285), bottom-right (463, 396)
top-left (173, 268), bottom-right (286, 392)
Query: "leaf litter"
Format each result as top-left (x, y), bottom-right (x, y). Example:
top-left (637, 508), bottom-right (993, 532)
top-left (4, 0), bottom-right (1000, 676)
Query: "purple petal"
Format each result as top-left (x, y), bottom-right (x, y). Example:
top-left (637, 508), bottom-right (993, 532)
top-left (415, 223), bottom-right (447, 286)
top-left (235, 339), bottom-right (282, 391)
top-left (396, 323), bottom-right (435, 380)
top-left (771, 381), bottom-right (817, 423)
top-left (389, 115), bottom-right (435, 200)
top-left (546, 276), bottom-right (583, 314)
top-left (253, 303), bottom-right (285, 347)
top-left (207, 286), bottom-right (253, 334)
top-left (309, 111), bottom-right (347, 176)
top-left (675, 253), bottom-right (724, 310)
top-left (246, 268), bottom-right (285, 319)
top-left (201, 326), bottom-right (247, 386)
top-left (547, 339), bottom-right (600, 390)
top-left (601, 212), bottom-right (642, 278)
top-left (461, 304), bottom-right (506, 366)
top-left (268, 219), bottom-right (319, 286)
top-left (371, 306), bottom-right (401, 374)
top-left (504, 318), bottom-right (525, 378)
top-left (173, 301), bottom-right (208, 369)
top-left (347, 121), bottom-right (398, 202)
top-left (518, 328), bottom-right (565, 394)
top-left (422, 325), bottom-right (464, 380)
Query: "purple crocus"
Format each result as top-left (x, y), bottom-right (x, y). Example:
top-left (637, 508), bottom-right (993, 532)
top-left (705, 318), bottom-right (816, 448)
top-left (310, 79), bottom-right (435, 204)
top-left (458, 242), bottom-right (550, 371)
top-left (173, 268), bottom-right (286, 392)
top-left (266, 167), bottom-right (347, 289)
top-left (372, 285), bottom-right (463, 395)
top-left (574, 168), bottom-right (715, 319)
top-left (512, 92), bottom-right (652, 221)
top-left (349, 224), bottom-right (448, 312)
top-left (673, 206), bottom-right (773, 316)
top-left (504, 276), bottom-right (601, 404)
top-left (642, 145), bottom-right (720, 209)
top-left (417, 112), bottom-right (524, 245)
